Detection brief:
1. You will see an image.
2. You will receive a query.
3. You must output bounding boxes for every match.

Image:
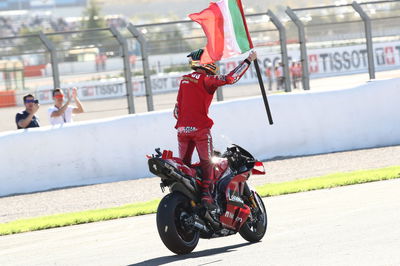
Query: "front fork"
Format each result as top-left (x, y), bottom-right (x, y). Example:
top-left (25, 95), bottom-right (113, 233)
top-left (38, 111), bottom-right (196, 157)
top-left (243, 182), bottom-right (261, 226)
top-left (243, 182), bottom-right (259, 211)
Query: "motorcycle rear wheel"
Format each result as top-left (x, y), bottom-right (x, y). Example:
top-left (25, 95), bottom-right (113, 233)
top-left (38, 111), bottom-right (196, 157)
top-left (156, 192), bottom-right (200, 254)
top-left (239, 191), bottom-right (267, 242)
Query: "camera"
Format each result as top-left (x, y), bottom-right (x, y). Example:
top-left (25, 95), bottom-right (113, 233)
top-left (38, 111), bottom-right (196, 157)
top-left (34, 99), bottom-right (39, 104)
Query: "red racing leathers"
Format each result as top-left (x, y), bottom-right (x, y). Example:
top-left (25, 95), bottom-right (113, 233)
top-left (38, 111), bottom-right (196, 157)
top-left (174, 58), bottom-right (252, 201)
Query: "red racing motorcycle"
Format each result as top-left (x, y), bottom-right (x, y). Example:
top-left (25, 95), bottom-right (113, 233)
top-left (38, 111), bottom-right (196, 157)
top-left (148, 144), bottom-right (267, 254)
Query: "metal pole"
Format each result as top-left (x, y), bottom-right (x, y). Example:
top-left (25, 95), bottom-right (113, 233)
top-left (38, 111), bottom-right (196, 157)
top-left (127, 23), bottom-right (154, 111)
top-left (352, 1), bottom-right (375, 80)
top-left (254, 60), bottom-right (274, 125)
top-left (109, 26), bottom-right (135, 114)
top-left (286, 7), bottom-right (310, 90)
top-left (216, 61), bottom-right (223, 101)
top-left (38, 32), bottom-right (60, 89)
top-left (267, 10), bottom-right (291, 92)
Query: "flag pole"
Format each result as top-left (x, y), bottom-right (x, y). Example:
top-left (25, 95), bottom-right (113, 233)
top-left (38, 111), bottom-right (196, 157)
top-left (235, 0), bottom-right (273, 125)
top-left (253, 59), bottom-right (274, 125)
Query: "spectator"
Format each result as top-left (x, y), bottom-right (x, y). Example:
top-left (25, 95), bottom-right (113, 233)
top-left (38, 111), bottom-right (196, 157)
top-left (100, 53), bottom-right (107, 71)
top-left (290, 62), bottom-right (297, 89)
top-left (48, 88), bottom-right (84, 126)
top-left (1, 13), bottom-right (128, 38)
top-left (95, 54), bottom-right (102, 71)
top-left (265, 65), bottom-right (273, 91)
top-left (275, 63), bottom-right (284, 91)
top-left (295, 62), bottom-right (303, 89)
top-left (15, 94), bottom-right (40, 129)
top-left (129, 54), bottom-right (137, 69)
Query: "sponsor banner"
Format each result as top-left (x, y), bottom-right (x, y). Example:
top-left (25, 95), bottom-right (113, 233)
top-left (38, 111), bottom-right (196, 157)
top-left (132, 75), bottom-right (182, 95)
top-left (36, 80), bottom-right (129, 104)
top-left (35, 41), bottom-right (400, 103)
top-left (35, 75), bottom-right (183, 104)
top-left (218, 41), bottom-right (400, 79)
top-left (306, 42), bottom-right (400, 76)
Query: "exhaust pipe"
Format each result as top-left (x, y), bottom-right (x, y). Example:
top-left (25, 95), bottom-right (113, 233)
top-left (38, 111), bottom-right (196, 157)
top-left (193, 220), bottom-right (209, 232)
top-left (167, 168), bottom-right (196, 193)
top-left (205, 211), bottom-right (221, 229)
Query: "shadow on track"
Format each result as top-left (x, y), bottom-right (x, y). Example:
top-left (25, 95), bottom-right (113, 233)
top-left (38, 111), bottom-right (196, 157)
top-left (128, 242), bottom-right (254, 266)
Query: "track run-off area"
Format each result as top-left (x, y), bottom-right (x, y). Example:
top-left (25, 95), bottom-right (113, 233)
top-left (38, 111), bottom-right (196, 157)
top-left (0, 70), bottom-right (399, 265)
top-left (1, 179), bottom-right (399, 266)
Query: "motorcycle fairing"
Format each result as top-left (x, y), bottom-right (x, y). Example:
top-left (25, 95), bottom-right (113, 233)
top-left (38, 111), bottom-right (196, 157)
top-left (219, 172), bottom-right (251, 230)
top-left (212, 157), bottom-right (229, 180)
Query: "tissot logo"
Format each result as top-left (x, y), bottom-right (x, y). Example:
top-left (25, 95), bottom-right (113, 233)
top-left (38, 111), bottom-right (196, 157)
top-left (384, 47), bottom-right (395, 65)
top-left (308, 54), bottom-right (319, 73)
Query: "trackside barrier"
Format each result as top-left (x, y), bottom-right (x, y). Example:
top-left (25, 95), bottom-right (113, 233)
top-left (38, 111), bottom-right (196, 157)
top-left (0, 78), bottom-right (399, 196)
top-left (0, 90), bottom-right (16, 107)
top-left (267, 9), bottom-right (291, 92)
top-left (285, 7), bottom-right (310, 91)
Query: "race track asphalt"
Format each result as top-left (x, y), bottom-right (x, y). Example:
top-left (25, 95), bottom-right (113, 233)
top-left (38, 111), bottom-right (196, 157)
top-left (1, 179), bottom-right (399, 266)
top-left (0, 145), bottom-right (399, 223)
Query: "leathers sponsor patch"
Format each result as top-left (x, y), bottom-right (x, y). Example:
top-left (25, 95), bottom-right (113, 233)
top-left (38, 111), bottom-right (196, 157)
top-left (182, 76), bottom-right (199, 83)
top-left (177, 126), bottom-right (198, 133)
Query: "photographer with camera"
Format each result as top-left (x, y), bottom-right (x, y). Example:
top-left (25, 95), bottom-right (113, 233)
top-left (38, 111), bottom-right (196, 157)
top-left (48, 87), bottom-right (84, 125)
top-left (15, 94), bottom-right (40, 129)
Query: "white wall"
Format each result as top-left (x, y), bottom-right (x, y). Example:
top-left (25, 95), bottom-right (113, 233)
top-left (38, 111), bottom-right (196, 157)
top-left (1, 78), bottom-right (399, 196)
top-left (211, 78), bottom-right (400, 158)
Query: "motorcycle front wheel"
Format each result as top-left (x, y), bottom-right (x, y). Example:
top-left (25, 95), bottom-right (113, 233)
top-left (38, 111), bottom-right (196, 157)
top-left (239, 191), bottom-right (268, 242)
top-left (156, 192), bottom-right (200, 254)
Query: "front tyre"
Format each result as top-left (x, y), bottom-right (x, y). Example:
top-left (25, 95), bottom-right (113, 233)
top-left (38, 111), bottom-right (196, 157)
top-left (239, 191), bottom-right (267, 242)
top-left (156, 192), bottom-right (200, 254)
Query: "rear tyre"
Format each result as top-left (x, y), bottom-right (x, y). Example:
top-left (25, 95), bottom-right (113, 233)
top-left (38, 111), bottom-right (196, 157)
top-left (156, 192), bottom-right (200, 254)
top-left (239, 191), bottom-right (267, 242)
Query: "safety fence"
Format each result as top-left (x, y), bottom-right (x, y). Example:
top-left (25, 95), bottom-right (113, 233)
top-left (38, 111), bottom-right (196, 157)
top-left (0, 0), bottom-right (399, 130)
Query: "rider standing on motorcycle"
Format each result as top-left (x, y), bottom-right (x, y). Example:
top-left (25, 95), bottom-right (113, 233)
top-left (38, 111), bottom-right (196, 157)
top-left (174, 49), bottom-right (257, 209)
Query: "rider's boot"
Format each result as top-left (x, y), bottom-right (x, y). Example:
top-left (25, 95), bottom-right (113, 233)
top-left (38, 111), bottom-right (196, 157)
top-left (201, 191), bottom-right (217, 211)
top-left (200, 164), bottom-right (218, 211)
top-left (201, 178), bottom-right (218, 212)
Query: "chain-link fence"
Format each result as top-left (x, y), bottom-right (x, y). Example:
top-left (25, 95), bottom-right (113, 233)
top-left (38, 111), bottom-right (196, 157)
top-left (1, 0), bottom-right (399, 132)
top-left (288, 0), bottom-right (400, 87)
top-left (0, 27), bottom-right (138, 131)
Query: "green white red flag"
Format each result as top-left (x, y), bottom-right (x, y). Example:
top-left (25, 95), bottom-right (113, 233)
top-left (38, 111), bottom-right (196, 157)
top-left (189, 0), bottom-right (253, 64)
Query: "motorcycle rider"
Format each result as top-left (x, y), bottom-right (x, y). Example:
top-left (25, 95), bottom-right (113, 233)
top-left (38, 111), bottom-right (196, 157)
top-left (174, 48), bottom-right (257, 210)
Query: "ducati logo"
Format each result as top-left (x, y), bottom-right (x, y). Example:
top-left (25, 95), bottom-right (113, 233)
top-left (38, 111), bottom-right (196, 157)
top-left (228, 193), bottom-right (244, 204)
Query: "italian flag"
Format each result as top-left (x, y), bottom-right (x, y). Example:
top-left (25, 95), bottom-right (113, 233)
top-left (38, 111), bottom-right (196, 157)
top-left (189, 0), bottom-right (253, 64)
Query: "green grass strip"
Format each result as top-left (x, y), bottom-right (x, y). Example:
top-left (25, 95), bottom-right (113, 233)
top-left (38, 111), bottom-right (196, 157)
top-left (0, 199), bottom-right (160, 236)
top-left (256, 166), bottom-right (400, 197)
top-left (1, 166), bottom-right (399, 236)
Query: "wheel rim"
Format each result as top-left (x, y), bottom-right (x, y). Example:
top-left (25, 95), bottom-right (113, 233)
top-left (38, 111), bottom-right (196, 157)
top-left (246, 195), bottom-right (267, 234)
top-left (247, 208), bottom-right (266, 233)
top-left (174, 203), bottom-right (198, 244)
